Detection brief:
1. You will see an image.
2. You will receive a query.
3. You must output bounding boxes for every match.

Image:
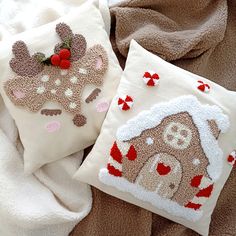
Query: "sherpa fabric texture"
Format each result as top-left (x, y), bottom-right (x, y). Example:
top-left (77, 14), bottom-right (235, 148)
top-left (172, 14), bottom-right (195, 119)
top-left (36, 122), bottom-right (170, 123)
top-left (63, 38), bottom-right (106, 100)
top-left (0, 0), bottom-right (112, 39)
top-left (0, 1), bottom-right (122, 174)
top-left (0, 142), bottom-right (92, 236)
top-left (75, 40), bottom-right (236, 236)
top-left (71, 1), bottom-right (236, 236)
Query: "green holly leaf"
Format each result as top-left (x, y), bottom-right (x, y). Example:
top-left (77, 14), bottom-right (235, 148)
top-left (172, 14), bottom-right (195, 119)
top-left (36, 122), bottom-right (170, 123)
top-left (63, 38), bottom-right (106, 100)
top-left (43, 57), bottom-right (52, 66)
top-left (34, 52), bottom-right (46, 62)
top-left (62, 37), bottom-right (72, 49)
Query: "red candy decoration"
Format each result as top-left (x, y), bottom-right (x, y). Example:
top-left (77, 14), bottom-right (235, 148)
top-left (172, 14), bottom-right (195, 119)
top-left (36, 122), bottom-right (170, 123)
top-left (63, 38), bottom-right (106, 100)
top-left (118, 95), bottom-right (134, 111)
top-left (197, 80), bottom-right (210, 93)
top-left (228, 155), bottom-right (234, 162)
top-left (59, 49), bottom-right (71, 60)
top-left (143, 71), bottom-right (160, 87)
top-left (59, 59), bottom-right (71, 69)
top-left (227, 150), bottom-right (236, 167)
top-left (51, 54), bottom-right (61, 66)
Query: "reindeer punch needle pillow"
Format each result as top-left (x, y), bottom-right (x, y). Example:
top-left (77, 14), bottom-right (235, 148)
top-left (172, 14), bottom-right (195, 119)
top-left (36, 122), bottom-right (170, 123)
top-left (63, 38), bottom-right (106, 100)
top-left (75, 40), bottom-right (236, 236)
top-left (0, 1), bottom-right (122, 173)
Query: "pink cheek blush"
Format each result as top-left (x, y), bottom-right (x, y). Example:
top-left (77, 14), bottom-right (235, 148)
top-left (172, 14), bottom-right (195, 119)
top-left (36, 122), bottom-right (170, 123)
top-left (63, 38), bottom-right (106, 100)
top-left (95, 56), bottom-right (103, 70)
top-left (96, 100), bottom-right (110, 113)
top-left (45, 121), bottom-right (61, 133)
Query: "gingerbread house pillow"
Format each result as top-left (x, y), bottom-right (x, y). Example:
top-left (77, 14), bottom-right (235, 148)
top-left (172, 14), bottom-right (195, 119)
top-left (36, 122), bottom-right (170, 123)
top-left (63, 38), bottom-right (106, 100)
top-left (0, 1), bottom-right (122, 173)
top-left (75, 40), bottom-right (236, 236)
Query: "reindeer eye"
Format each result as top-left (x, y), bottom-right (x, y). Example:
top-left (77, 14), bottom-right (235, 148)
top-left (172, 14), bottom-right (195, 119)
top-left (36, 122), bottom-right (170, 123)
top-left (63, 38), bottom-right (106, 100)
top-left (85, 88), bottom-right (101, 103)
top-left (41, 109), bottom-right (62, 116)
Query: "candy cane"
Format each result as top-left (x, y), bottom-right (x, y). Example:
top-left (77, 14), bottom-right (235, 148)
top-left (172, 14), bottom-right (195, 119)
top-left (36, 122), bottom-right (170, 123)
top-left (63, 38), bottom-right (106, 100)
top-left (185, 175), bottom-right (213, 210)
top-left (107, 141), bottom-right (137, 177)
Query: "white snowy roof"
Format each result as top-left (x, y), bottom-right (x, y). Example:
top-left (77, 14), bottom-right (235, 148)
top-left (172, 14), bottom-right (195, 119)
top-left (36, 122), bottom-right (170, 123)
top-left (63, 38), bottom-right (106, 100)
top-left (116, 95), bottom-right (230, 180)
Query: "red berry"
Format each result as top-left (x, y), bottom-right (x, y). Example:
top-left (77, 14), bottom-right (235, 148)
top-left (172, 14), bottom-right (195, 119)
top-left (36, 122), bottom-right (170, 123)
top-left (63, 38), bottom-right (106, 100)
top-left (51, 54), bottom-right (61, 66)
top-left (59, 49), bottom-right (71, 60)
top-left (59, 59), bottom-right (70, 69)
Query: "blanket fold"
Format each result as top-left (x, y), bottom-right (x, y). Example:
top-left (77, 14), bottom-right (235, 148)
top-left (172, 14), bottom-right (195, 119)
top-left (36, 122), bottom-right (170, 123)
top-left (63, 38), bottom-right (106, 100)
top-left (0, 125), bottom-right (92, 236)
top-left (0, 100), bottom-right (92, 235)
top-left (111, 0), bottom-right (228, 61)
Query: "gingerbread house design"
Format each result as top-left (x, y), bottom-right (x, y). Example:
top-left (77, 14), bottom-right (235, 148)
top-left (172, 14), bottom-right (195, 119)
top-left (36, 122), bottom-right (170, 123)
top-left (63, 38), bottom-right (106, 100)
top-left (99, 95), bottom-right (230, 221)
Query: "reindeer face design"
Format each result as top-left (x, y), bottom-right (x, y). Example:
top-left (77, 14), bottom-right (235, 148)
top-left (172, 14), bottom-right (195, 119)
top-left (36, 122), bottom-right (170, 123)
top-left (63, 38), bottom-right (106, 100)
top-left (4, 23), bottom-right (108, 128)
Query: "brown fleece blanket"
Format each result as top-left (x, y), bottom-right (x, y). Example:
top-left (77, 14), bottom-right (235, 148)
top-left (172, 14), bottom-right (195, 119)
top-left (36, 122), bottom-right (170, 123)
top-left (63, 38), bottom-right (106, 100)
top-left (71, 0), bottom-right (236, 235)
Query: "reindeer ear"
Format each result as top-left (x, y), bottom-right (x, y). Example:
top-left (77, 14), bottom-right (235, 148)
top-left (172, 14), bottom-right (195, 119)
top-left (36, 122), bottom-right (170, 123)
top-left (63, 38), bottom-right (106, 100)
top-left (4, 76), bottom-right (44, 112)
top-left (207, 120), bottom-right (220, 139)
top-left (4, 77), bottom-right (29, 107)
top-left (86, 45), bottom-right (108, 75)
top-left (10, 41), bottom-right (44, 77)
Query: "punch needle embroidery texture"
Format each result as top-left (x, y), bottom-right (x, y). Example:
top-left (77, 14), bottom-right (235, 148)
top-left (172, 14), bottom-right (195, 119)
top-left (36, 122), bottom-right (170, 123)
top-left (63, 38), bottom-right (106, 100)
top-left (99, 96), bottom-right (229, 221)
top-left (4, 23), bottom-right (108, 127)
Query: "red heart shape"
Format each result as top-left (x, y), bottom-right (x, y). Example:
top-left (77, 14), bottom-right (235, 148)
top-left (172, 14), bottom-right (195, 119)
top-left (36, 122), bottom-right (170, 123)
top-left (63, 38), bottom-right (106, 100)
top-left (156, 163), bottom-right (171, 175)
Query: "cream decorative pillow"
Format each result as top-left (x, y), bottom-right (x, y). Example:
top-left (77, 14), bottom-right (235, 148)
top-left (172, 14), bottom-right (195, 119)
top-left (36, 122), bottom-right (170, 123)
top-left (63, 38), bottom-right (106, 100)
top-left (0, 1), bottom-right (122, 173)
top-left (75, 40), bottom-right (236, 236)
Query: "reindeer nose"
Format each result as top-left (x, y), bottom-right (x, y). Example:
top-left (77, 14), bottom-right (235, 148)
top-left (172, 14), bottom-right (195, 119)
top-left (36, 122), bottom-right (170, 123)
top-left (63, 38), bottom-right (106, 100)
top-left (73, 114), bottom-right (87, 127)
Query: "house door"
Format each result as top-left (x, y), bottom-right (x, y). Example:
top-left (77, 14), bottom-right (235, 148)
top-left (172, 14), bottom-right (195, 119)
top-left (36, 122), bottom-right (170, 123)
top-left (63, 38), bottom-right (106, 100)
top-left (135, 153), bottom-right (182, 199)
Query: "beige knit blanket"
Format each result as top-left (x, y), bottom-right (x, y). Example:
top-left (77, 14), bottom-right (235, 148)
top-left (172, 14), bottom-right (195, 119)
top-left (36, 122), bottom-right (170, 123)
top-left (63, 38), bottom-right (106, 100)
top-left (71, 0), bottom-right (236, 235)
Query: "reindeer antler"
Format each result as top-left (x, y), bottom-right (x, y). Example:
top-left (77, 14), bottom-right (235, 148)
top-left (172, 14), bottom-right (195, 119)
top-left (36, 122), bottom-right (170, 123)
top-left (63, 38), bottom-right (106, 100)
top-left (10, 41), bottom-right (44, 77)
top-left (6, 22), bottom-right (108, 128)
top-left (54, 23), bottom-right (87, 61)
